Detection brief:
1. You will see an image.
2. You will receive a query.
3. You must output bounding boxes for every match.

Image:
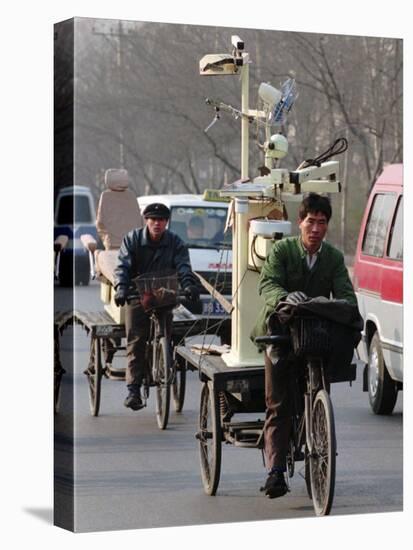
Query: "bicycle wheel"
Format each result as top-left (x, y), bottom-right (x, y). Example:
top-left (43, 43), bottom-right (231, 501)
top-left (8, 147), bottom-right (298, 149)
top-left (154, 336), bottom-right (172, 430)
top-left (172, 355), bottom-right (186, 412)
top-left (87, 336), bottom-right (102, 417)
top-left (286, 437), bottom-right (295, 478)
top-left (304, 445), bottom-right (312, 500)
top-left (197, 381), bottom-right (222, 496)
top-left (54, 368), bottom-right (63, 414)
top-left (54, 327), bottom-right (64, 414)
top-left (141, 337), bottom-right (153, 403)
top-left (309, 389), bottom-right (336, 516)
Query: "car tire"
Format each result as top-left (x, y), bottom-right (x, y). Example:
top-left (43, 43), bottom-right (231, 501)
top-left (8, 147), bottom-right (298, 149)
top-left (368, 332), bottom-right (398, 415)
top-left (59, 272), bottom-right (73, 287)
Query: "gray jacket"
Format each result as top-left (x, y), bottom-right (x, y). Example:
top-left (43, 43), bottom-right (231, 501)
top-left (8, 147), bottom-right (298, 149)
top-left (114, 226), bottom-right (197, 291)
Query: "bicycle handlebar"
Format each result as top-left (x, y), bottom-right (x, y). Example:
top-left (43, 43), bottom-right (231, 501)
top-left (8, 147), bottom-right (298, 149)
top-left (254, 335), bottom-right (291, 346)
top-left (125, 289), bottom-right (190, 306)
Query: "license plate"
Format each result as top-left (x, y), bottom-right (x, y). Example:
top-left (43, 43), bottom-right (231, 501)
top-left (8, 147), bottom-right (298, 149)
top-left (201, 298), bottom-right (226, 316)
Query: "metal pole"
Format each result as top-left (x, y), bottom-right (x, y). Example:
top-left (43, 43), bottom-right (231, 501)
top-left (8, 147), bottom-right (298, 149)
top-left (241, 56), bottom-right (249, 180)
top-left (117, 19), bottom-right (125, 169)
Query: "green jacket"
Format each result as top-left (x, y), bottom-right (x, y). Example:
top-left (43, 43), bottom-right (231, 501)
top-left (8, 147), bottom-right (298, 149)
top-left (251, 236), bottom-right (357, 342)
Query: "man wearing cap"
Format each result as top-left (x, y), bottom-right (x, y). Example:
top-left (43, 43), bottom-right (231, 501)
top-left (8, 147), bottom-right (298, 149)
top-left (113, 202), bottom-right (200, 411)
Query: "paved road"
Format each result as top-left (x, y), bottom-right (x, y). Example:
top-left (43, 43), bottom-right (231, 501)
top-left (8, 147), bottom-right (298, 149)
top-left (54, 281), bottom-right (403, 532)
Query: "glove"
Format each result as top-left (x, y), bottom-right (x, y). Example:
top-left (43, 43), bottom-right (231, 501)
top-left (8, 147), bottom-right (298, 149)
top-left (185, 285), bottom-right (200, 301)
top-left (285, 291), bottom-right (308, 305)
top-left (114, 285), bottom-right (127, 307)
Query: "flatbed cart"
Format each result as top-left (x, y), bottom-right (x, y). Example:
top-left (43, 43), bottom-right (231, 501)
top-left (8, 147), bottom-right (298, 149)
top-left (176, 345), bottom-right (267, 496)
top-left (176, 316), bottom-right (357, 516)
top-left (54, 310), bottom-right (76, 413)
top-left (73, 307), bottom-right (231, 418)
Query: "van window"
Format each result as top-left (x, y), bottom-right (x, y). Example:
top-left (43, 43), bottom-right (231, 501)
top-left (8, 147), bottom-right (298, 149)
top-left (387, 196), bottom-right (403, 260)
top-left (56, 195), bottom-right (92, 225)
top-left (169, 206), bottom-right (231, 249)
top-left (362, 193), bottom-right (397, 257)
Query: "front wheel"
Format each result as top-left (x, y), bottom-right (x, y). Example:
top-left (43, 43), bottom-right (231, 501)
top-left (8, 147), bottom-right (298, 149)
top-left (153, 336), bottom-right (172, 430)
top-left (368, 332), bottom-right (398, 415)
top-left (198, 381), bottom-right (222, 495)
top-left (309, 389), bottom-right (336, 516)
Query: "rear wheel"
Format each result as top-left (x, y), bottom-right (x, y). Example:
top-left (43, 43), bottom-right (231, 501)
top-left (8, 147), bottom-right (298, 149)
top-left (142, 339), bottom-right (153, 402)
top-left (172, 356), bottom-right (186, 412)
top-left (153, 336), bottom-right (172, 430)
top-left (304, 445), bottom-right (312, 499)
top-left (198, 381), bottom-right (222, 495)
top-left (286, 438), bottom-right (295, 478)
top-left (54, 326), bottom-right (64, 414)
top-left (309, 389), bottom-right (336, 516)
top-left (368, 332), bottom-right (398, 415)
top-left (54, 367), bottom-right (64, 414)
top-left (86, 337), bottom-right (102, 417)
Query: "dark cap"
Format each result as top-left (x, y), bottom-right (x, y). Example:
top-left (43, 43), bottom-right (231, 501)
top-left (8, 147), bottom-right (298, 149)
top-left (143, 202), bottom-right (171, 219)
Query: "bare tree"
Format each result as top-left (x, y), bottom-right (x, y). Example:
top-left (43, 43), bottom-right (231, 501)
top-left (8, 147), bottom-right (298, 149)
top-left (65, 18), bottom-right (402, 254)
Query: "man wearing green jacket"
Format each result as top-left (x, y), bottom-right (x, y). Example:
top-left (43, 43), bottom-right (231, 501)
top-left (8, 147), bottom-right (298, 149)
top-left (253, 192), bottom-right (357, 499)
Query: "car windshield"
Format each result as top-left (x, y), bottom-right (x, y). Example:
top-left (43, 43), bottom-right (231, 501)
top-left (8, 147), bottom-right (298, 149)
top-left (56, 194), bottom-right (92, 225)
top-left (169, 206), bottom-right (231, 249)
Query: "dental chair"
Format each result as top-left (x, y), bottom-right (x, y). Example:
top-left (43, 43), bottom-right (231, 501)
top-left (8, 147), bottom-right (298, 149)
top-left (81, 168), bottom-right (143, 323)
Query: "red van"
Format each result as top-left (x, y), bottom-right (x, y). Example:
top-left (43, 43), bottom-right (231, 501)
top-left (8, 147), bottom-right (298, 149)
top-left (352, 164), bottom-right (403, 414)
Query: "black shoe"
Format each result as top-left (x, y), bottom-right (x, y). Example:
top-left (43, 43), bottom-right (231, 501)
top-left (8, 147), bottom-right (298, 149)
top-left (124, 388), bottom-right (144, 411)
top-left (261, 471), bottom-right (288, 499)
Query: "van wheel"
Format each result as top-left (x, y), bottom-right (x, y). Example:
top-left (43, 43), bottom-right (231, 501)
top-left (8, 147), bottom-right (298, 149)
top-left (59, 273), bottom-right (73, 287)
top-left (368, 332), bottom-right (398, 415)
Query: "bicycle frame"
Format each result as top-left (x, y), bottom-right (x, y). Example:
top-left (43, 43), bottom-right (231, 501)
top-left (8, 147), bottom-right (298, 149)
top-left (303, 358), bottom-right (325, 455)
top-left (288, 356), bottom-right (325, 462)
top-left (143, 306), bottom-right (172, 385)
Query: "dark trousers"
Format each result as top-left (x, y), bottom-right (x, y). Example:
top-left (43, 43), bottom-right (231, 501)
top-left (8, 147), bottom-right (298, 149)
top-left (263, 349), bottom-right (292, 470)
top-left (124, 300), bottom-right (172, 387)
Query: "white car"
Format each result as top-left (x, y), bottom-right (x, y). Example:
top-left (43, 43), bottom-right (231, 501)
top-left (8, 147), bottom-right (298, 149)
top-left (137, 193), bottom-right (232, 316)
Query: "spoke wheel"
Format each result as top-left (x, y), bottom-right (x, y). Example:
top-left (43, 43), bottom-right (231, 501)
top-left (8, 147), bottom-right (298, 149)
top-left (154, 336), bottom-right (172, 430)
top-left (142, 340), bottom-right (155, 405)
top-left (287, 438), bottom-right (295, 478)
top-left (172, 356), bottom-right (186, 412)
top-left (87, 337), bottom-right (102, 417)
top-left (54, 330), bottom-right (64, 414)
top-left (142, 340), bottom-right (153, 402)
top-left (54, 368), bottom-right (64, 414)
top-left (309, 389), bottom-right (336, 516)
top-left (304, 445), bottom-right (312, 500)
top-left (198, 382), bottom-right (222, 495)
